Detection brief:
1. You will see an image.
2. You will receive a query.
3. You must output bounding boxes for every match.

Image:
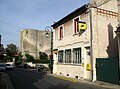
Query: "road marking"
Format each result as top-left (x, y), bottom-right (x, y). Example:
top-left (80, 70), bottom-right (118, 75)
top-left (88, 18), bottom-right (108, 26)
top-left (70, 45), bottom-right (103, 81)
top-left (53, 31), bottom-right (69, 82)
top-left (53, 75), bottom-right (78, 83)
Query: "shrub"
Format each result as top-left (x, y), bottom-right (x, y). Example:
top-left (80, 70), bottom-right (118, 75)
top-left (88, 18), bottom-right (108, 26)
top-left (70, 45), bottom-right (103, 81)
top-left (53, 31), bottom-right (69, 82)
top-left (25, 54), bottom-right (34, 62)
top-left (3, 56), bottom-right (13, 62)
top-left (16, 60), bottom-right (22, 65)
top-left (33, 59), bottom-right (50, 64)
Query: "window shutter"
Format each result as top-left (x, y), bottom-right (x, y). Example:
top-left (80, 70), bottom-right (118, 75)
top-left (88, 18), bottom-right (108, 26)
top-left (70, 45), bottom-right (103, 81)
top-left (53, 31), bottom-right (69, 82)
top-left (60, 26), bottom-right (63, 39)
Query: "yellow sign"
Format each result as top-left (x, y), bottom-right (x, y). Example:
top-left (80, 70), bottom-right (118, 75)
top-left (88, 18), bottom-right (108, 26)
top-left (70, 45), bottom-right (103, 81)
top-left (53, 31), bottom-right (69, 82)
top-left (53, 50), bottom-right (58, 53)
top-left (86, 64), bottom-right (91, 71)
top-left (82, 63), bottom-right (84, 67)
top-left (78, 22), bottom-right (86, 31)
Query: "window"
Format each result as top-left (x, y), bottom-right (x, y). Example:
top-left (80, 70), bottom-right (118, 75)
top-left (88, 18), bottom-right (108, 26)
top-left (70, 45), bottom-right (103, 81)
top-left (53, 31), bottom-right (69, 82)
top-left (58, 50), bottom-right (63, 62)
top-left (59, 26), bottom-right (63, 39)
top-left (26, 31), bottom-right (28, 34)
top-left (65, 49), bottom-right (71, 63)
top-left (25, 31), bottom-right (28, 38)
top-left (73, 48), bottom-right (82, 63)
top-left (74, 18), bottom-right (79, 33)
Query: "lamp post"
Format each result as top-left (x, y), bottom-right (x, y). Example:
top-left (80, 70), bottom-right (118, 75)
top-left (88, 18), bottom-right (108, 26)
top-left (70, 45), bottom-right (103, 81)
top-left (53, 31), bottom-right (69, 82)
top-left (45, 26), bottom-right (53, 54)
top-left (45, 26), bottom-right (53, 74)
top-left (115, 26), bottom-right (120, 84)
top-left (0, 35), bottom-right (1, 45)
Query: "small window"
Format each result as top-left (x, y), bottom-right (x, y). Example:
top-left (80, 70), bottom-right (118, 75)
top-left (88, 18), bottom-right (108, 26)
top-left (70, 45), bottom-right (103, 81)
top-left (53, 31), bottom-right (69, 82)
top-left (26, 31), bottom-right (28, 34)
top-left (65, 49), bottom-right (71, 63)
top-left (74, 18), bottom-right (79, 33)
top-left (58, 50), bottom-right (63, 62)
top-left (59, 26), bottom-right (63, 39)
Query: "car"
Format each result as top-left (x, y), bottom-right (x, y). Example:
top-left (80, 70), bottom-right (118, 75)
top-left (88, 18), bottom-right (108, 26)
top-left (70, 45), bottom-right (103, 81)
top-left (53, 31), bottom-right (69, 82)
top-left (0, 63), bottom-right (6, 71)
top-left (37, 65), bottom-right (48, 73)
top-left (5, 64), bottom-right (14, 71)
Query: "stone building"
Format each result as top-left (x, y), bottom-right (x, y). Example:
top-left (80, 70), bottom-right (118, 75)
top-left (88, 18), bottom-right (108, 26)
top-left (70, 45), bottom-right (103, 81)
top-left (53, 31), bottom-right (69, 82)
top-left (52, 0), bottom-right (118, 82)
top-left (20, 29), bottom-right (52, 59)
top-left (0, 35), bottom-right (5, 61)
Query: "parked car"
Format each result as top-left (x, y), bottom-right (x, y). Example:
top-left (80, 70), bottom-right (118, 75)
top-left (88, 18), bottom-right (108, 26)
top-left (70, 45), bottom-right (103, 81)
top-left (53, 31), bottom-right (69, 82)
top-left (0, 63), bottom-right (6, 71)
top-left (37, 65), bottom-right (48, 74)
top-left (18, 63), bottom-right (30, 68)
top-left (5, 64), bottom-right (14, 71)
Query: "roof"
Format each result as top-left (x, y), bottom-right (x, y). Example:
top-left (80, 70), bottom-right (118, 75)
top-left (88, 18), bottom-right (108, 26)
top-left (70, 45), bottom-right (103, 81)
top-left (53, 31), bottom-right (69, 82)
top-left (51, 4), bottom-right (87, 29)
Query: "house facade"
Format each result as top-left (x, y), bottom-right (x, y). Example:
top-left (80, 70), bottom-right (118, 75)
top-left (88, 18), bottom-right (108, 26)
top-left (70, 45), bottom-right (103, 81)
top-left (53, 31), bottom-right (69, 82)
top-left (52, 0), bottom-right (118, 81)
top-left (20, 29), bottom-right (52, 59)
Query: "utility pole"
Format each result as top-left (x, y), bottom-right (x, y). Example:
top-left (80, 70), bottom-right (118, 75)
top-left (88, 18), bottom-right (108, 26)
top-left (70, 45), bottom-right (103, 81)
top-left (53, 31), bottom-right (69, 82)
top-left (0, 35), bottom-right (1, 45)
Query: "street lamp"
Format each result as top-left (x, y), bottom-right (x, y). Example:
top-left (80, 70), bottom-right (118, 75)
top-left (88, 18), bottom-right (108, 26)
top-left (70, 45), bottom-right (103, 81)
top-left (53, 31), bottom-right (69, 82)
top-left (45, 26), bottom-right (53, 74)
top-left (115, 26), bottom-right (120, 84)
top-left (45, 26), bottom-right (53, 54)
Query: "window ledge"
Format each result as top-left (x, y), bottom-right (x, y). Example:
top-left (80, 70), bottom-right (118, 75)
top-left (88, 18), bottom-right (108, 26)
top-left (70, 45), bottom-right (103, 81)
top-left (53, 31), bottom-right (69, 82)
top-left (73, 32), bottom-right (79, 36)
top-left (57, 62), bottom-right (82, 66)
top-left (58, 38), bottom-right (63, 41)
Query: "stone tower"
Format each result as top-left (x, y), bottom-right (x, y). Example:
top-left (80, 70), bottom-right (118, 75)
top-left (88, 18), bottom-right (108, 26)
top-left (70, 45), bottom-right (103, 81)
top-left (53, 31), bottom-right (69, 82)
top-left (20, 29), bottom-right (52, 59)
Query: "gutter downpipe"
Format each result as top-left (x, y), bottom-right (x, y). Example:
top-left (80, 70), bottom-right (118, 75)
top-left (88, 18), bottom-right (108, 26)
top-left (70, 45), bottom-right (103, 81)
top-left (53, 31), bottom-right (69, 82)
top-left (90, 8), bottom-right (94, 82)
top-left (88, 0), bottom-right (94, 81)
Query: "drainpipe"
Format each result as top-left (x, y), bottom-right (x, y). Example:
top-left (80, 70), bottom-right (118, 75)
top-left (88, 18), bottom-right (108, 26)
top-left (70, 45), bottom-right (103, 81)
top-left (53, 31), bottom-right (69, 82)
top-left (88, 0), bottom-right (95, 81)
top-left (90, 8), bottom-right (94, 82)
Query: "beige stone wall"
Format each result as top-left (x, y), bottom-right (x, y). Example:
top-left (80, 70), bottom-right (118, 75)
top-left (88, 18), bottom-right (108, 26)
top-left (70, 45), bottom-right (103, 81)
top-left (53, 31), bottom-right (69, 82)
top-left (91, 0), bottom-right (118, 58)
top-left (56, 64), bottom-right (84, 79)
top-left (54, 18), bottom-right (90, 51)
top-left (91, 0), bottom-right (117, 12)
top-left (53, 12), bottom-right (90, 78)
top-left (20, 29), bottom-right (51, 59)
top-left (92, 6), bottom-right (118, 80)
top-left (90, 0), bottom-right (118, 80)
top-left (118, 0), bottom-right (120, 24)
top-left (20, 29), bottom-right (37, 58)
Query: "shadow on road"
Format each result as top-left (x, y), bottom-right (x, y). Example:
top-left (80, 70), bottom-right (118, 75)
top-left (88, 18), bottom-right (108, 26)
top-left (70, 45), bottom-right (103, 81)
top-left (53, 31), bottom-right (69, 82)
top-left (47, 84), bottom-right (75, 89)
top-left (7, 68), bottom-right (47, 89)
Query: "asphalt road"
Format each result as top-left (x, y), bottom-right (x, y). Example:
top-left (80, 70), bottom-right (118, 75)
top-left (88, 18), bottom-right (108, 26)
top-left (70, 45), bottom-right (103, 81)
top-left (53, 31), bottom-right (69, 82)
top-left (7, 68), bottom-right (108, 89)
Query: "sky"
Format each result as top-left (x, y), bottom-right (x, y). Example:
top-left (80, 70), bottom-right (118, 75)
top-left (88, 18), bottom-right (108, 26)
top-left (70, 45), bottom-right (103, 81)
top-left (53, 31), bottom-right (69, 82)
top-left (0, 0), bottom-right (88, 48)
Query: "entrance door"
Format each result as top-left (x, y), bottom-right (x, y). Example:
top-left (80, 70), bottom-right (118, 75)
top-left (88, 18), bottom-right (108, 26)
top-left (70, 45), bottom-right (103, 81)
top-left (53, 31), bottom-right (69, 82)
top-left (85, 47), bottom-right (91, 80)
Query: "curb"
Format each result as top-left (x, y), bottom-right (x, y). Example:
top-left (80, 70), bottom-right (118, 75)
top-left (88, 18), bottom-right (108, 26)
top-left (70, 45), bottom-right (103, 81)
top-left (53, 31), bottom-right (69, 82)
top-left (49, 74), bottom-right (120, 89)
top-left (53, 75), bottom-right (78, 83)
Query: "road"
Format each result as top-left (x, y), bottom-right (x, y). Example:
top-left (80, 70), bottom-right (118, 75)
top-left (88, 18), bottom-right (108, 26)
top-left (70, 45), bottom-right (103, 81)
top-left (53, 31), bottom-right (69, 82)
top-left (7, 68), bottom-right (109, 89)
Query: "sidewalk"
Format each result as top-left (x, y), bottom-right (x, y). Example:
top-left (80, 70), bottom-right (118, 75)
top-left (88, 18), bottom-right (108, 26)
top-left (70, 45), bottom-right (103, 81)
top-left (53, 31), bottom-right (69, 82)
top-left (0, 72), bottom-right (14, 89)
top-left (48, 73), bottom-right (120, 89)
